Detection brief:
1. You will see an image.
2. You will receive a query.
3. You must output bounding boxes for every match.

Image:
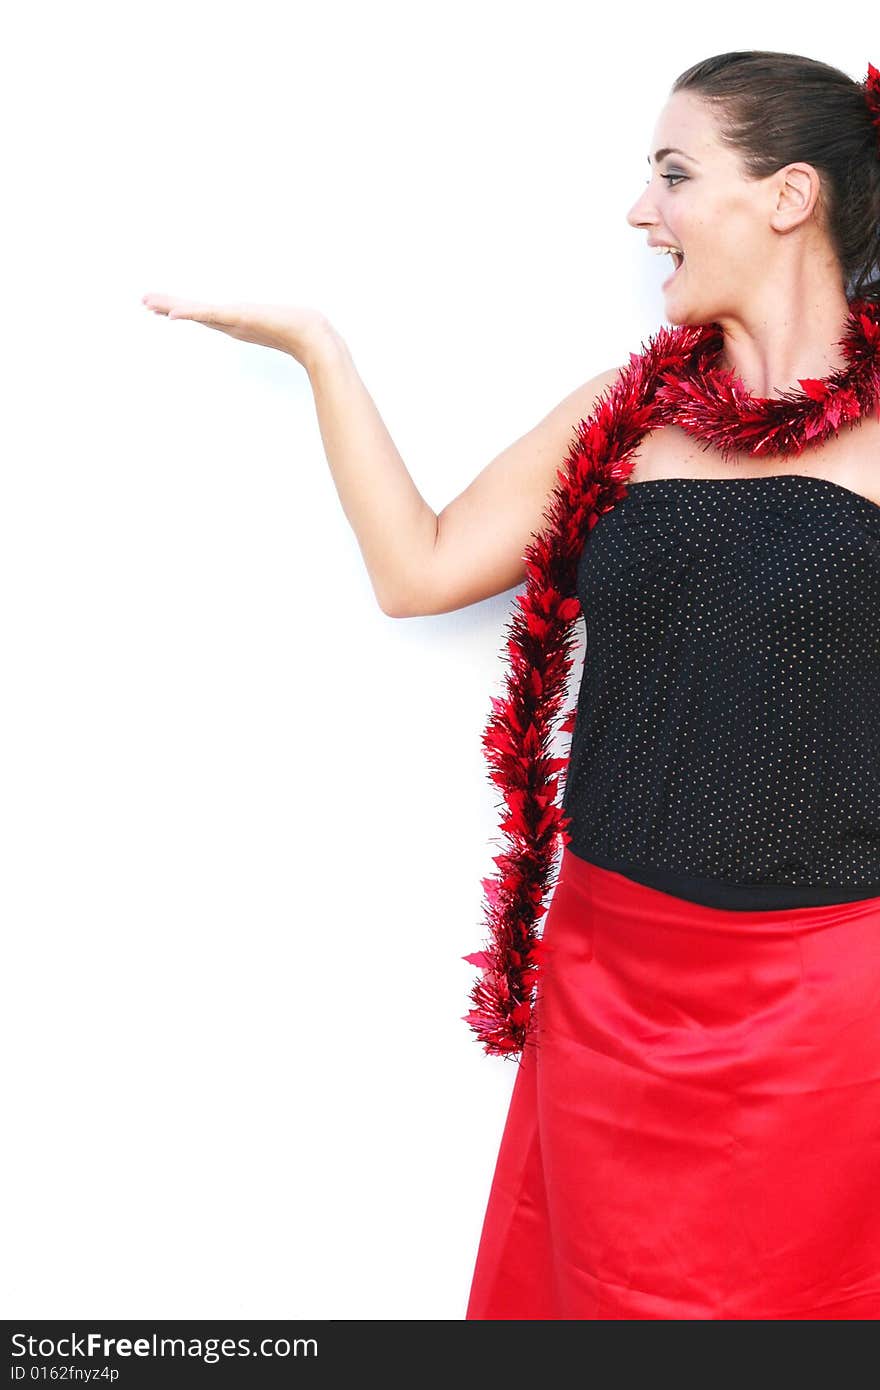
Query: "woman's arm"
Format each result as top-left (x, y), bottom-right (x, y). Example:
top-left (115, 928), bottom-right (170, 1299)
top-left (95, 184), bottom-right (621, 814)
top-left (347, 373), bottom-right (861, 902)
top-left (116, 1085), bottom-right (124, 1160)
top-left (306, 323), bottom-right (623, 617)
top-left (142, 294), bottom-right (622, 618)
top-left (303, 321), bottom-right (440, 617)
top-left (399, 364), bottom-right (624, 617)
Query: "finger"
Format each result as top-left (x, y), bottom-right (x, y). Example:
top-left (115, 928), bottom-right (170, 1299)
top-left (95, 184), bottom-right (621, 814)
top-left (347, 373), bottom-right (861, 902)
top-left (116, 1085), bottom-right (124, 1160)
top-left (142, 293), bottom-right (174, 316)
top-left (167, 300), bottom-right (213, 320)
top-left (142, 293), bottom-right (188, 318)
top-left (142, 293), bottom-right (237, 327)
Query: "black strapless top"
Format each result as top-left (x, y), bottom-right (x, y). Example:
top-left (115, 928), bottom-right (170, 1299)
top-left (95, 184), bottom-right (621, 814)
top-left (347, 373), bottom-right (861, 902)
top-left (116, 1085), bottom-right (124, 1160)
top-left (560, 473), bottom-right (880, 909)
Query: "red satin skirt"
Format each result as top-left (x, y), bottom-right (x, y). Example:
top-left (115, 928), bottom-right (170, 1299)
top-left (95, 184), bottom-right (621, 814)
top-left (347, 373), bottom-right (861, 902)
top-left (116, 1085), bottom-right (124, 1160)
top-left (466, 848), bottom-right (880, 1319)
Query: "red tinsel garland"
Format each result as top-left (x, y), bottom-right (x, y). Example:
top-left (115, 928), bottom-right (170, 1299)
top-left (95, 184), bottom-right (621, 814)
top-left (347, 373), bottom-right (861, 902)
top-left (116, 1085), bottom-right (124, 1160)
top-left (463, 298), bottom-right (880, 1060)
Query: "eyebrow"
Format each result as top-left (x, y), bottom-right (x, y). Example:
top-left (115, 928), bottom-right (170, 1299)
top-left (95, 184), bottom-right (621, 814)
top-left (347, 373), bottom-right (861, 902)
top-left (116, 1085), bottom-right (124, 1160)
top-left (647, 147), bottom-right (699, 164)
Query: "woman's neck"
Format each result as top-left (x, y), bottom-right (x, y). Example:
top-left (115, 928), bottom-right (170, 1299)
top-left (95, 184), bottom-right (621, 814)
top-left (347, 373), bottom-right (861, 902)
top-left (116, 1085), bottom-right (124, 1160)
top-left (713, 288), bottom-right (854, 400)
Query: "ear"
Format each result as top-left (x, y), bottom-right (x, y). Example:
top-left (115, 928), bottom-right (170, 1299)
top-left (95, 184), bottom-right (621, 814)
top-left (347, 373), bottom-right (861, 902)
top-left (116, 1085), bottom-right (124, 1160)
top-left (770, 162), bottom-right (821, 233)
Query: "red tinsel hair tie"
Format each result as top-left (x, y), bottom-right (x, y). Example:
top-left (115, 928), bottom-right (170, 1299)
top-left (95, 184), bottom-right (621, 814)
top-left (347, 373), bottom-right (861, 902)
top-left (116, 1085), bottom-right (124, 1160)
top-left (865, 62), bottom-right (880, 149)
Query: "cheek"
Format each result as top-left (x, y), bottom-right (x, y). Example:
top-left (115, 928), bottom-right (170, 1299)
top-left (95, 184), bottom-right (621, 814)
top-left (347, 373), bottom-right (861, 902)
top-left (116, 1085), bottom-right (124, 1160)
top-left (713, 197), bottom-right (762, 254)
top-left (685, 207), bottom-right (749, 271)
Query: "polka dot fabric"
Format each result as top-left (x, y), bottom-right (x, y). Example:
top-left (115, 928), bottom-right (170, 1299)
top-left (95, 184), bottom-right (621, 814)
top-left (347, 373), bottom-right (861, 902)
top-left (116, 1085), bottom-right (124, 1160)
top-left (560, 473), bottom-right (880, 909)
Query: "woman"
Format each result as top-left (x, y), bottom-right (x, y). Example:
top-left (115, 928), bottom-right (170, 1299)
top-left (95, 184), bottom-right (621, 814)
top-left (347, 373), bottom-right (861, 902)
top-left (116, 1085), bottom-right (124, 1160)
top-left (144, 50), bottom-right (880, 1319)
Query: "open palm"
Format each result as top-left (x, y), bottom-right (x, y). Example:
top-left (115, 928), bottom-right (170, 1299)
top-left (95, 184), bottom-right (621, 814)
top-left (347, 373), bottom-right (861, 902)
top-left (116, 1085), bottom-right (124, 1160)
top-left (141, 293), bottom-right (328, 364)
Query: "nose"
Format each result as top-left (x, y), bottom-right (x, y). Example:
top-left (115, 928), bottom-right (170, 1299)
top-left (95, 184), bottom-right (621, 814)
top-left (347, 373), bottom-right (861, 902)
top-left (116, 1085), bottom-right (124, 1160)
top-left (626, 184), bottom-right (656, 230)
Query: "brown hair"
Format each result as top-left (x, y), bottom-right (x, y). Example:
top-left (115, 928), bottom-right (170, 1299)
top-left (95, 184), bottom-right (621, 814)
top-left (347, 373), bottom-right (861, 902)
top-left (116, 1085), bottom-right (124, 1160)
top-left (671, 50), bottom-right (880, 304)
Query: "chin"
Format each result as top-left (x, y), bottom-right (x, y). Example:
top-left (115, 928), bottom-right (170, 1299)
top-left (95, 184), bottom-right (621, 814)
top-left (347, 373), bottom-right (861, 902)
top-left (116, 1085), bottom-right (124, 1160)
top-left (662, 303), bottom-right (694, 326)
top-left (663, 296), bottom-right (715, 329)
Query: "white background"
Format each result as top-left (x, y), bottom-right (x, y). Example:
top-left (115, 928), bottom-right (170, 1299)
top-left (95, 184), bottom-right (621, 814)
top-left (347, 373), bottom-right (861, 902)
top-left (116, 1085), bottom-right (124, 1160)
top-left (1, 0), bottom-right (871, 1319)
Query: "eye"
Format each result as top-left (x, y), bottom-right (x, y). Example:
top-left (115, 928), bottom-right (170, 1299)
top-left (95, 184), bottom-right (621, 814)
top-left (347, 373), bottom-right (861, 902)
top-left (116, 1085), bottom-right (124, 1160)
top-left (644, 173), bottom-right (687, 187)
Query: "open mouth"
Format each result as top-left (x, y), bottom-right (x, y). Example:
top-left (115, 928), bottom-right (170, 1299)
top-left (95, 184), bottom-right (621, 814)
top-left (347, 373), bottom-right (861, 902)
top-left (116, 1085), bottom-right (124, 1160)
top-left (663, 249), bottom-right (685, 285)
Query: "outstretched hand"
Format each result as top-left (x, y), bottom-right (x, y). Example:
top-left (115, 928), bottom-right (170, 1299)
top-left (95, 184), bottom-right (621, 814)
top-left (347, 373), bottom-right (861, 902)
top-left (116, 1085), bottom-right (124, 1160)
top-left (141, 293), bottom-right (332, 367)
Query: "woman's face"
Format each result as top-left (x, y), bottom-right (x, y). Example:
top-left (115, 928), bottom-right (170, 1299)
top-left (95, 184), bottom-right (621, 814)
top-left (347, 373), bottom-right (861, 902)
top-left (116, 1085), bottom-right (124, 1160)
top-left (626, 90), bottom-right (815, 325)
